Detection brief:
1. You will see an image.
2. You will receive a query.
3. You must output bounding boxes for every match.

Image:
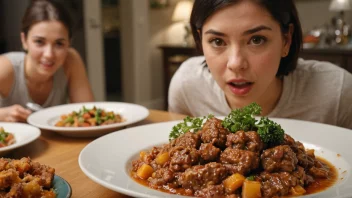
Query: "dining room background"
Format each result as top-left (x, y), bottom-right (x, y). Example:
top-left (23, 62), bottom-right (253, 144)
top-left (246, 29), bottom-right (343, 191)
top-left (0, 0), bottom-right (351, 110)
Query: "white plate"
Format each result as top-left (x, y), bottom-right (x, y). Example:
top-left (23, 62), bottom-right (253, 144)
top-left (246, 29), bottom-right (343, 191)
top-left (78, 118), bottom-right (352, 198)
top-left (27, 102), bottom-right (149, 137)
top-left (0, 122), bottom-right (41, 156)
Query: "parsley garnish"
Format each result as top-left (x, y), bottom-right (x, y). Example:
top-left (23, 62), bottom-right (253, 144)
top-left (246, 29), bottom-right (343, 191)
top-left (222, 102), bottom-right (284, 145)
top-left (256, 117), bottom-right (284, 145)
top-left (169, 103), bottom-right (285, 145)
top-left (222, 102), bottom-right (261, 132)
top-left (169, 115), bottom-right (214, 141)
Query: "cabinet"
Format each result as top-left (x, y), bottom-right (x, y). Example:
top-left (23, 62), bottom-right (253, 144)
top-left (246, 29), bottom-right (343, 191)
top-left (159, 45), bottom-right (352, 109)
top-left (298, 48), bottom-right (352, 73)
top-left (159, 45), bottom-right (198, 109)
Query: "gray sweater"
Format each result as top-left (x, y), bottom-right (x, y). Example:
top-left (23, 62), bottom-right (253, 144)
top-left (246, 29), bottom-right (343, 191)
top-left (168, 56), bottom-right (352, 129)
top-left (0, 52), bottom-right (68, 108)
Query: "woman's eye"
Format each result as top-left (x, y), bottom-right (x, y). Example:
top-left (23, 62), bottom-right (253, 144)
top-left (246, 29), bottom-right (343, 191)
top-left (209, 38), bottom-right (225, 47)
top-left (34, 40), bottom-right (44, 45)
top-left (249, 36), bottom-right (266, 45)
top-left (56, 42), bottom-right (64, 47)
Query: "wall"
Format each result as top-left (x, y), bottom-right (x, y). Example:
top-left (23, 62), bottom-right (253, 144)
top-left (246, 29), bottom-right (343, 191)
top-left (0, 0), bottom-right (86, 60)
top-left (149, 0), bottom-right (191, 110)
top-left (1, 0), bottom-right (30, 51)
top-left (296, 0), bottom-right (352, 33)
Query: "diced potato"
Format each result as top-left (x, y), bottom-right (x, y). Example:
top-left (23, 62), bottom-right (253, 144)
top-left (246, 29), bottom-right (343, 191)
top-left (306, 149), bottom-right (315, 157)
top-left (290, 185), bottom-right (306, 196)
top-left (140, 151), bottom-right (149, 163)
top-left (242, 180), bottom-right (261, 198)
top-left (223, 173), bottom-right (245, 193)
top-left (136, 164), bottom-right (154, 180)
top-left (155, 152), bottom-right (169, 165)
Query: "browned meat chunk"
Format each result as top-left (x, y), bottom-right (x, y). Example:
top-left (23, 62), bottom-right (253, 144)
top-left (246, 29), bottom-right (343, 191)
top-left (194, 184), bottom-right (225, 197)
top-left (226, 131), bottom-right (264, 153)
top-left (199, 143), bottom-right (221, 162)
top-left (29, 161), bottom-right (55, 188)
top-left (171, 132), bottom-right (201, 149)
top-left (149, 168), bottom-right (175, 187)
top-left (200, 118), bottom-right (230, 149)
top-left (178, 162), bottom-right (228, 191)
top-left (5, 158), bottom-right (31, 177)
top-left (260, 171), bottom-right (299, 198)
top-left (308, 159), bottom-right (330, 178)
top-left (282, 134), bottom-right (315, 170)
top-left (261, 145), bottom-right (298, 173)
top-left (220, 148), bottom-right (259, 175)
top-left (0, 169), bottom-right (20, 189)
top-left (296, 150), bottom-right (315, 170)
top-left (169, 146), bottom-right (200, 172)
top-left (292, 166), bottom-right (314, 186)
top-left (6, 183), bottom-right (23, 198)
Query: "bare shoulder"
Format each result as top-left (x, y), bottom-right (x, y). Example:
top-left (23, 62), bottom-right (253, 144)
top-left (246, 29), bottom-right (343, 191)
top-left (0, 55), bottom-right (15, 96)
top-left (62, 48), bottom-right (85, 76)
top-left (0, 55), bottom-right (14, 81)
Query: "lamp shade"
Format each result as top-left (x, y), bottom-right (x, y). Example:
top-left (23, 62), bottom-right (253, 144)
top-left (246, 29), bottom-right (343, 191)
top-left (329, 0), bottom-right (351, 11)
top-left (172, 1), bottom-right (193, 22)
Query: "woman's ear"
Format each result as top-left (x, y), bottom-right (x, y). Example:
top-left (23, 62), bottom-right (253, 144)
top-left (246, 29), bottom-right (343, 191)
top-left (20, 32), bottom-right (28, 52)
top-left (282, 24), bottom-right (294, 57)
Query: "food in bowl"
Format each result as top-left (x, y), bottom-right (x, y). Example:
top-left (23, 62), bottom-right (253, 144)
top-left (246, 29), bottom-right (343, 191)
top-left (0, 127), bottom-right (15, 148)
top-left (131, 103), bottom-right (337, 197)
top-left (0, 157), bottom-right (56, 197)
top-left (55, 106), bottom-right (125, 127)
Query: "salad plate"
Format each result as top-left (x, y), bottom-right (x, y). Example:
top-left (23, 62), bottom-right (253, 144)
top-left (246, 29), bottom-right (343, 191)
top-left (78, 118), bottom-right (352, 198)
top-left (0, 122), bottom-right (41, 156)
top-left (27, 102), bottom-right (149, 137)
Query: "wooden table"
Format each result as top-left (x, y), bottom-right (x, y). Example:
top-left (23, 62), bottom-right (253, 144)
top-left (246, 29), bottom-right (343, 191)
top-left (7, 110), bottom-right (187, 198)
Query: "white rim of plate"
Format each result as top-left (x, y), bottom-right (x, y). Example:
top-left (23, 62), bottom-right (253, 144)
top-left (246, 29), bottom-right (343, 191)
top-left (0, 122), bottom-right (41, 152)
top-left (78, 118), bottom-right (352, 198)
top-left (27, 102), bottom-right (149, 132)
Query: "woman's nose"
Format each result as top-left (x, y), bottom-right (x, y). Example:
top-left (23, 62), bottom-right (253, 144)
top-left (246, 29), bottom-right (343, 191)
top-left (226, 48), bottom-right (248, 72)
top-left (43, 45), bottom-right (54, 58)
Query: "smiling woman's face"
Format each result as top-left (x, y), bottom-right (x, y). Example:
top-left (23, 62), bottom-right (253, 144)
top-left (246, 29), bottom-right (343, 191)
top-left (21, 20), bottom-right (70, 77)
top-left (201, 1), bottom-right (292, 111)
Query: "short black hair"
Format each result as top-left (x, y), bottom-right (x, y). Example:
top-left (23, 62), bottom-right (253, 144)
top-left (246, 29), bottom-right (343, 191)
top-left (190, 0), bottom-right (303, 76)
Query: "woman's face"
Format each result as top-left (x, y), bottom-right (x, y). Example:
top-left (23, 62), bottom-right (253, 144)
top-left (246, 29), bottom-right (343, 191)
top-left (201, 1), bottom-right (292, 109)
top-left (21, 20), bottom-right (70, 77)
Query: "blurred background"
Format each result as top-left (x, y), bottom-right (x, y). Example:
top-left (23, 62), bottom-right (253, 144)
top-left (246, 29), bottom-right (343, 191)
top-left (0, 0), bottom-right (351, 110)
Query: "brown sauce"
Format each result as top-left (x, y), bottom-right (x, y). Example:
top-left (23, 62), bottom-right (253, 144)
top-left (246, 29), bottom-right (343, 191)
top-left (131, 156), bottom-right (338, 197)
top-left (304, 157), bottom-right (338, 194)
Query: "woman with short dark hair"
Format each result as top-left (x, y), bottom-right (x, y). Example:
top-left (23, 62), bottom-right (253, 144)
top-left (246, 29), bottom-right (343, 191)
top-left (168, 0), bottom-right (352, 129)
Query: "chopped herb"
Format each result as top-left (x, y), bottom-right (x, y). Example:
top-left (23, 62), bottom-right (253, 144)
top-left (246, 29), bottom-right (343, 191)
top-left (168, 103), bottom-right (284, 145)
top-left (169, 114), bottom-right (214, 141)
top-left (246, 175), bottom-right (255, 181)
top-left (0, 130), bottom-right (8, 143)
top-left (64, 116), bottom-right (74, 124)
top-left (222, 102), bottom-right (261, 132)
top-left (256, 117), bottom-right (284, 145)
top-left (95, 108), bottom-right (103, 125)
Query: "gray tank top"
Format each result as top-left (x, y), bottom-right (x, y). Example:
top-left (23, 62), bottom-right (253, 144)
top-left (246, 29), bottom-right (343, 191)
top-left (0, 52), bottom-right (68, 108)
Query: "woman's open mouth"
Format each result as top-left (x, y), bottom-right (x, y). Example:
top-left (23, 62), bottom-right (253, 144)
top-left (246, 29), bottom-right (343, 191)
top-left (227, 81), bottom-right (254, 96)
